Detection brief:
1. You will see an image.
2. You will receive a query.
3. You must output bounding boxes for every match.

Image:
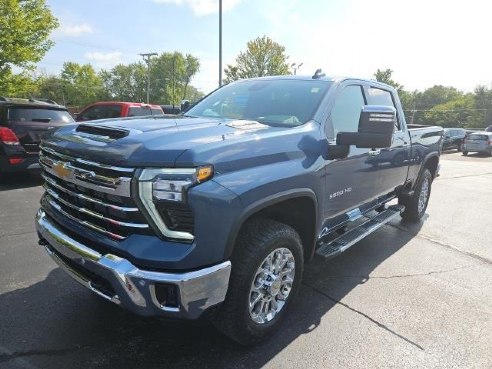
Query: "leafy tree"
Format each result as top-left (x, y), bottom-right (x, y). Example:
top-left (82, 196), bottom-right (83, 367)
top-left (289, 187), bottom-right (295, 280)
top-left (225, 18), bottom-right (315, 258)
top-left (417, 85), bottom-right (463, 109)
top-left (224, 36), bottom-right (291, 83)
top-left (0, 0), bottom-right (58, 95)
top-left (373, 68), bottom-right (404, 93)
top-left (422, 95), bottom-right (475, 128)
top-left (100, 63), bottom-right (147, 102)
top-left (150, 52), bottom-right (201, 105)
top-left (36, 75), bottom-right (66, 104)
top-left (471, 85), bottom-right (492, 128)
top-left (59, 62), bottom-right (106, 107)
top-left (182, 54), bottom-right (200, 100)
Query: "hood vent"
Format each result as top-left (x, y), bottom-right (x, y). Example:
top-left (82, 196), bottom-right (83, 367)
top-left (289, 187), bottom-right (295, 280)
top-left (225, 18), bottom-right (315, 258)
top-left (76, 124), bottom-right (129, 140)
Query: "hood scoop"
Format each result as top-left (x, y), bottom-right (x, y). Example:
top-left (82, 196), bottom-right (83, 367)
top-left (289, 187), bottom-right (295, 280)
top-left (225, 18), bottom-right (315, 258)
top-left (76, 124), bottom-right (130, 141)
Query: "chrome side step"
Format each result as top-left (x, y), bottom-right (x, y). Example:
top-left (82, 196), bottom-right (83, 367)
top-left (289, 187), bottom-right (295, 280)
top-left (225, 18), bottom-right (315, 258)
top-left (316, 205), bottom-right (404, 259)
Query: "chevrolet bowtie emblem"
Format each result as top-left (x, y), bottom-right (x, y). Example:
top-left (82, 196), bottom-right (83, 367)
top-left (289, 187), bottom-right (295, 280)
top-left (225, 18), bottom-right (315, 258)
top-left (53, 162), bottom-right (74, 180)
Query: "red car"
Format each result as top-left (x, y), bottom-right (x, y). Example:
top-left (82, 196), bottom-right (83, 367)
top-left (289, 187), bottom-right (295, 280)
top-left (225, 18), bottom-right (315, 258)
top-left (75, 102), bottom-right (164, 122)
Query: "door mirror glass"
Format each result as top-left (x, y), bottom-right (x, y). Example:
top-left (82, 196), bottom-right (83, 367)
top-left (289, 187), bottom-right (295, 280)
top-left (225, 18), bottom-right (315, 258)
top-left (336, 105), bottom-right (396, 148)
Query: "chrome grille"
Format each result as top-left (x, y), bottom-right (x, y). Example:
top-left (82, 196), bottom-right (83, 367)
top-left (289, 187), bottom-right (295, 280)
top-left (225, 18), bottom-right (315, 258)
top-left (39, 145), bottom-right (149, 240)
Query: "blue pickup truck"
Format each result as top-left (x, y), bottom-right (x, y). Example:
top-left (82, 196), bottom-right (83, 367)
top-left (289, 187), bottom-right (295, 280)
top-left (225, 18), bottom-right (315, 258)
top-left (36, 74), bottom-right (443, 344)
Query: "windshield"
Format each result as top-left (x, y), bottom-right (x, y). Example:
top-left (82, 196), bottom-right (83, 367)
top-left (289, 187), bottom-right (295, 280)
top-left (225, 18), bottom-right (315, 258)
top-left (187, 79), bottom-right (332, 127)
top-left (9, 107), bottom-right (74, 123)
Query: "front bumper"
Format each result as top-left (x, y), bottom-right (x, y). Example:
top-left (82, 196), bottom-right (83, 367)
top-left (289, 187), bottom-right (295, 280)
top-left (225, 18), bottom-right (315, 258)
top-left (36, 210), bottom-right (231, 319)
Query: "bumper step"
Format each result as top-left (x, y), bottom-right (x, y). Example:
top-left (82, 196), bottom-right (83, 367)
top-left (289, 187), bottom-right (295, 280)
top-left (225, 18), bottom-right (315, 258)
top-left (316, 205), bottom-right (404, 259)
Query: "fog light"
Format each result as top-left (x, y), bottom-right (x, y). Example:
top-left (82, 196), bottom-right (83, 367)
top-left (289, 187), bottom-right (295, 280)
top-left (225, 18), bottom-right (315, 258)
top-left (154, 283), bottom-right (179, 308)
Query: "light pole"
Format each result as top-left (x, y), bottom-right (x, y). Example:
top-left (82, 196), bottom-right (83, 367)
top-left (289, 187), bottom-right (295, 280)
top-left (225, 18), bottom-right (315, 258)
top-left (291, 62), bottom-right (303, 75)
top-left (139, 52), bottom-right (157, 103)
top-left (219, 0), bottom-right (223, 87)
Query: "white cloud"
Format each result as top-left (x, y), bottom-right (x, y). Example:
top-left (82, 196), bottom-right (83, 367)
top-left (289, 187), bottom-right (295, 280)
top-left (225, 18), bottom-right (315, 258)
top-left (153, 0), bottom-right (242, 16)
top-left (84, 51), bottom-right (123, 68)
top-left (58, 23), bottom-right (93, 37)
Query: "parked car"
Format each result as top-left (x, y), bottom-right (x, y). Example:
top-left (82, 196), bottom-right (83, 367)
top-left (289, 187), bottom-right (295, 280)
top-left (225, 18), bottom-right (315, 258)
top-left (462, 132), bottom-right (492, 156)
top-left (0, 97), bottom-right (74, 174)
top-left (442, 127), bottom-right (466, 151)
top-left (485, 125), bottom-right (492, 132)
top-left (76, 102), bottom-right (164, 122)
top-left (36, 75), bottom-right (443, 345)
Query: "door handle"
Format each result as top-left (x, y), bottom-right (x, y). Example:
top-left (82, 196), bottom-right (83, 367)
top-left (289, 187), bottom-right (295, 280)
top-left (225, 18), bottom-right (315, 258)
top-left (368, 149), bottom-right (381, 156)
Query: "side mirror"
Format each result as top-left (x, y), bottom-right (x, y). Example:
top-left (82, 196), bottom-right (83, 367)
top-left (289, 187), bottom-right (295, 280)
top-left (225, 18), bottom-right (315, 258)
top-left (181, 100), bottom-right (190, 112)
top-left (336, 105), bottom-right (396, 148)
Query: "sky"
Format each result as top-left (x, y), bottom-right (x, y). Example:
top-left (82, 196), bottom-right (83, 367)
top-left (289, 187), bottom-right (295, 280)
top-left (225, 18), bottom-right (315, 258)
top-left (40, 0), bottom-right (492, 95)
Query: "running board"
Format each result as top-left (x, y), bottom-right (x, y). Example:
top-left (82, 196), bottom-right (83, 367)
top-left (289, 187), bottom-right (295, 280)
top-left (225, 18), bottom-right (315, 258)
top-left (316, 205), bottom-right (404, 259)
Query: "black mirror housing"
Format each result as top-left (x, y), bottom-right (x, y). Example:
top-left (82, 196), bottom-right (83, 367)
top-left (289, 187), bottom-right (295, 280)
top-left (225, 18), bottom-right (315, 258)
top-left (336, 105), bottom-right (396, 148)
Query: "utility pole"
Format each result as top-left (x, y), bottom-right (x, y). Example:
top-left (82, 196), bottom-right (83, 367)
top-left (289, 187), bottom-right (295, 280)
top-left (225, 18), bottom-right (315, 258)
top-left (139, 52), bottom-right (157, 103)
top-left (291, 62), bottom-right (303, 75)
top-left (219, 0), bottom-right (222, 87)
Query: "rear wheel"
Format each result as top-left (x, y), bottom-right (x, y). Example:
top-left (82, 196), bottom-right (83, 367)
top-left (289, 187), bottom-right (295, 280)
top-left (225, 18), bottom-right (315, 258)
top-left (462, 151), bottom-right (468, 156)
top-left (399, 169), bottom-right (432, 222)
top-left (212, 219), bottom-right (303, 345)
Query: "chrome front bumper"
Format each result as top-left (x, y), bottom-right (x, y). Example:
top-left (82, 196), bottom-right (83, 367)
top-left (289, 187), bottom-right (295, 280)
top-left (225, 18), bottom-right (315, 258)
top-left (35, 210), bottom-right (231, 319)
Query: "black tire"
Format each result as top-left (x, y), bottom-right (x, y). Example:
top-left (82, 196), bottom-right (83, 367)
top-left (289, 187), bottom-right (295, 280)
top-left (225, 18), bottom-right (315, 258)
top-left (462, 151), bottom-right (468, 156)
top-left (212, 218), bottom-right (304, 345)
top-left (457, 144), bottom-right (462, 152)
top-left (399, 169), bottom-right (432, 222)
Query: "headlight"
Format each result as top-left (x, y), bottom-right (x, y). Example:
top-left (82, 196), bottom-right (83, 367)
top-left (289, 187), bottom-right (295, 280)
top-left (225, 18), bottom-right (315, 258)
top-left (138, 166), bottom-right (213, 241)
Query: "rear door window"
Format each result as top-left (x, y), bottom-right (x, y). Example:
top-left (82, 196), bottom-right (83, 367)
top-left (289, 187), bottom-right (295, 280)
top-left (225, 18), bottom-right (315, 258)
top-left (9, 107), bottom-right (74, 123)
top-left (151, 108), bottom-right (164, 116)
top-left (128, 106), bottom-right (152, 117)
top-left (78, 105), bottom-right (122, 121)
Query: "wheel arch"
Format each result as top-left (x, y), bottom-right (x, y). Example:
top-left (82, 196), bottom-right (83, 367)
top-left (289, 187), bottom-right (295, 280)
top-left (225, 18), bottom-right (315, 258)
top-left (225, 189), bottom-right (319, 263)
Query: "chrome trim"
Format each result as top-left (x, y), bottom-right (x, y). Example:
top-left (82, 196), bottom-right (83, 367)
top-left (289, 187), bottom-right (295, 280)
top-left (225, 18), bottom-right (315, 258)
top-left (40, 145), bottom-right (134, 173)
top-left (138, 169), bottom-right (195, 241)
top-left (36, 210), bottom-right (231, 319)
top-left (46, 198), bottom-right (126, 240)
top-left (46, 189), bottom-right (148, 229)
top-left (43, 174), bottom-right (139, 213)
top-left (39, 157), bottom-right (132, 197)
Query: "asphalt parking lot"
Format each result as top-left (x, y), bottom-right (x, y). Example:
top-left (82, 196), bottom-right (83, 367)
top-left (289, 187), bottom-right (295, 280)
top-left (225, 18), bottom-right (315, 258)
top-left (0, 151), bottom-right (491, 369)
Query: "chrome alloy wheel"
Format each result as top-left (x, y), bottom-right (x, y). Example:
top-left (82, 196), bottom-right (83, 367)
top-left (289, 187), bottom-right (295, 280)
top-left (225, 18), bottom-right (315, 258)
top-left (248, 247), bottom-right (295, 324)
top-left (418, 176), bottom-right (430, 214)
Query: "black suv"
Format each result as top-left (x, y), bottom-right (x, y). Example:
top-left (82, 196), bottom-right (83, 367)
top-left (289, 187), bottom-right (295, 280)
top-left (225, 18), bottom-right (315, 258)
top-left (0, 97), bottom-right (74, 174)
top-left (442, 128), bottom-right (466, 151)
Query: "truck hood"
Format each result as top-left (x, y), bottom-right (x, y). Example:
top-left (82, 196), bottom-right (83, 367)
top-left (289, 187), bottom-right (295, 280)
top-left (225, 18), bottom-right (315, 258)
top-left (42, 116), bottom-right (323, 171)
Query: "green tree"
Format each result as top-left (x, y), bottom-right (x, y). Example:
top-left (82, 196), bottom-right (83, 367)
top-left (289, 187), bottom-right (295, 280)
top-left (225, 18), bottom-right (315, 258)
top-left (373, 68), bottom-right (404, 93)
top-left (0, 0), bottom-right (58, 95)
top-left (471, 85), bottom-right (492, 128)
top-left (224, 36), bottom-right (291, 83)
top-left (59, 62), bottom-right (106, 107)
top-left (423, 94), bottom-right (475, 128)
top-left (36, 75), bottom-right (66, 104)
top-left (417, 85), bottom-right (463, 109)
top-left (150, 52), bottom-right (201, 105)
top-left (100, 63), bottom-right (147, 102)
top-left (182, 54), bottom-right (200, 100)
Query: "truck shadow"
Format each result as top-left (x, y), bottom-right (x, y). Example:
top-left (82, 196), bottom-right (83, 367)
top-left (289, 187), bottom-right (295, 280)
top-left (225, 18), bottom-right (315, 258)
top-left (0, 219), bottom-right (424, 369)
top-left (0, 171), bottom-right (43, 191)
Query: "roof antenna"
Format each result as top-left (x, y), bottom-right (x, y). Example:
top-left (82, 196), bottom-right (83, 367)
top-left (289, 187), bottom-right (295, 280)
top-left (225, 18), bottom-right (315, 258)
top-left (312, 69), bottom-right (326, 79)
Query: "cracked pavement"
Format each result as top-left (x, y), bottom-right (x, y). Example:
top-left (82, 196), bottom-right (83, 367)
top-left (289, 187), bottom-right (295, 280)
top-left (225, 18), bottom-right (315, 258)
top-left (0, 152), bottom-right (491, 369)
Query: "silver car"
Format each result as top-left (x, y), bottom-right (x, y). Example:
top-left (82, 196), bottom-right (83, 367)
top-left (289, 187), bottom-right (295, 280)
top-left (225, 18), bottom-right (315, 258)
top-left (462, 132), bottom-right (492, 156)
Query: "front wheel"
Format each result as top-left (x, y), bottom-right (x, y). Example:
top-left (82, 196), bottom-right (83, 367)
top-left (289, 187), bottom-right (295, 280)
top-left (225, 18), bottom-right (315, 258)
top-left (212, 219), bottom-right (304, 345)
top-left (462, 151), bottom-right (468, 156)
top-left (399, 169), bottom-right (433, 222)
